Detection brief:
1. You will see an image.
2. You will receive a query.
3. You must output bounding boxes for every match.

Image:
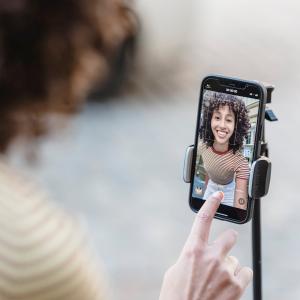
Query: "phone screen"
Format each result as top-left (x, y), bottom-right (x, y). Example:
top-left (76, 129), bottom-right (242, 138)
top-left (190, 76), bottom-right (264, 223)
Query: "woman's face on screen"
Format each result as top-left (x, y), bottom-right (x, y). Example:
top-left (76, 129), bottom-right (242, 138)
top-left (211, 105), bottom-right (235, 146)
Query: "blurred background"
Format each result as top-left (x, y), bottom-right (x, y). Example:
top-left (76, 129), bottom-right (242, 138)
top-left (6, 0), bottom-right (300, 299)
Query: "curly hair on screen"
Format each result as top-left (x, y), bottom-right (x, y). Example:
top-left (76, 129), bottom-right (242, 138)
top-left (0, 0), bottom-right (137, 152)
top-left (199, 92), bottom-right (251, 153)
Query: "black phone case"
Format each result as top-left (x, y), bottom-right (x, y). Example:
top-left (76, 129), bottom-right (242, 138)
top-left (189, 74), bottom-right (267, 224)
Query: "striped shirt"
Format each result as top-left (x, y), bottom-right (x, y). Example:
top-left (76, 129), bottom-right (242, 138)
top-left (0, 160), bottom-right (106, 300)
top-left (199, 142), bottom-right (250, 185)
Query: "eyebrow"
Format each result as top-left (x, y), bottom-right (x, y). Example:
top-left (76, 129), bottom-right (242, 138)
top-left (213, 110), bottom-right (234, 117)
top-left (226, 114), bottom-right (234, 118)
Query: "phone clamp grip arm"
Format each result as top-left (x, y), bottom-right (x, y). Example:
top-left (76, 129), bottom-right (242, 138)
top-left (183, 145), bottom-right (194, 183)
top-left (248, 157), bottom-right (271, 198)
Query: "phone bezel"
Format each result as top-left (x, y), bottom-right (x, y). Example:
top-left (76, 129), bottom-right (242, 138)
top-left (189, 74), bottom-right (267, 224)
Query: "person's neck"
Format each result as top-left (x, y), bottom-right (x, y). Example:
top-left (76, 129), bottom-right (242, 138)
top-left (213, 142), bottom-right (229, 153)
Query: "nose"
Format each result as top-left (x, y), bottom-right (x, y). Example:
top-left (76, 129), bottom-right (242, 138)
top-left (219, 117), bottom-right (226, 129)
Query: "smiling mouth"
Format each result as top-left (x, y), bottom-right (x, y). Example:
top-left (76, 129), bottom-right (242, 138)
top-left (216, 130), bottom-right (228, 138)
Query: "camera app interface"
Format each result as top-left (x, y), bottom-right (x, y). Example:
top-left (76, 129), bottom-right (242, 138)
top-left (192, 89), bottom-right (260, 210)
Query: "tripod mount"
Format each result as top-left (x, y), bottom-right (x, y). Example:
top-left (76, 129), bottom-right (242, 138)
top-left (183, 83), bottom-right (277, 300)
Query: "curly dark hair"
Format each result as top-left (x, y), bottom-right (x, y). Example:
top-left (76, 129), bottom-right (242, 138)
top-left (199, 92), bottom-right (250, 153)
top-left (0, 0), bottom-right (137, 152)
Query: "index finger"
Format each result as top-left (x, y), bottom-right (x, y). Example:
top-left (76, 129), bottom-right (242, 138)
top-left (188, 191), bottom-right (223, 245)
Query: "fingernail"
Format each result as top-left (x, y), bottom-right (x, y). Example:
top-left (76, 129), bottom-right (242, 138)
top-left (232, 229), bottom-right (238, 238)
top-left (212, 191), bottom-right (224, 200)
top-left (249, 268), bottom-right (254, 277)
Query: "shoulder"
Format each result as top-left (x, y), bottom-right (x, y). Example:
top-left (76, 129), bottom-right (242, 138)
top-left (0, 161), bottom-right (107, 300)
top-left (232, 151), bottom-right (250, 178)
top-left (231, 151), bottom-right (248, 164)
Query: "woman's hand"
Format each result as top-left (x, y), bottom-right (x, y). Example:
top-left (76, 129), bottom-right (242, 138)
top-left (159, 191), bottom-right (252, 300)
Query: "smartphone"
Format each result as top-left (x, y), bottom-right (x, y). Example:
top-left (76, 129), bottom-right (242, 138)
top-left (189, 75), bottom-right (267, 223)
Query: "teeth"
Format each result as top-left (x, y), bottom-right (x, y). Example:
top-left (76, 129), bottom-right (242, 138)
top-left (217, 131), bottom-right (227, 138)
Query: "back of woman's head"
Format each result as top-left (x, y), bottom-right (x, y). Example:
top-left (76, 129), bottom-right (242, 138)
top-left (0, 0), bottom-right (136, 151)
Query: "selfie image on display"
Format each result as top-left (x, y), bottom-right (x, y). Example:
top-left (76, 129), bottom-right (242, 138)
top-left (192, 90), bottom-right (260, 210)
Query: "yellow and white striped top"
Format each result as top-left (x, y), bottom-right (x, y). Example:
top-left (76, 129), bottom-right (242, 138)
top-left (0, 161), bottom-right (106, 300)
top-left (199, 142), bottom-right (250, 185)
